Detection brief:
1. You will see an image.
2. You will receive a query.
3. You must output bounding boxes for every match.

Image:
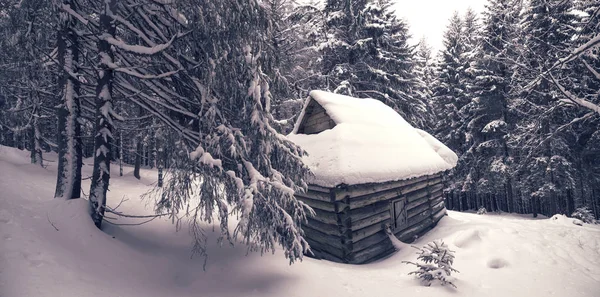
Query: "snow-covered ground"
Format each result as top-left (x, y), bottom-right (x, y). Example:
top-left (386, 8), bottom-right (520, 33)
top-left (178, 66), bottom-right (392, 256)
top-left (1, 145), bottom-right (599, 297)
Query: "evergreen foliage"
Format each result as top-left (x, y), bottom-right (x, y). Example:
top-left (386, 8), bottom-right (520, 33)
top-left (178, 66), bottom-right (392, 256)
top-left (571, 207), bottom-right (597, 224)
top-left (1, 0), bottom-right (600, 266)
top-left (403, 240), bottom-right (459, 288)
top-left (319, 0), bottom-right (430, 128)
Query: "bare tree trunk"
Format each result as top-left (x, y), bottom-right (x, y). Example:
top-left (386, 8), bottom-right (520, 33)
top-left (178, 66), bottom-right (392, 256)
top-left (119, 129), bottom-right (123, 177)
top-left (134, 140), bottom-right (142, 179)
top-left (157, 146), bottom-right (163, 187)
top-left (89, 0), bottom-right (117, 229)
top-left (32, 105), bottom-right (43, 167)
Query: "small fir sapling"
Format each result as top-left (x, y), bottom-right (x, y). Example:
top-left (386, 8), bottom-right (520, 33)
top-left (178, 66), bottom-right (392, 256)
top-left (571, 207), bottom-right (597, 224)
top-left (477, 206), bottom-right (487, 215)
top-left (403, 240), bottom-right (459, 288)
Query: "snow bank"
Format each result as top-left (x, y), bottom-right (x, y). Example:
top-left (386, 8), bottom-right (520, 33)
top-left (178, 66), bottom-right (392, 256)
top-left (1, 145), bottom-right (600, 297)
top-left (288, 90), bottom-right (458, 187)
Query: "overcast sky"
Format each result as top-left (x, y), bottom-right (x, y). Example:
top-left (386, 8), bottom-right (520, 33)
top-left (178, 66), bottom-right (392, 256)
top-left (392, 0), bottom-right (487, 52)
top-left (294, 0), bottom-right (487, 53)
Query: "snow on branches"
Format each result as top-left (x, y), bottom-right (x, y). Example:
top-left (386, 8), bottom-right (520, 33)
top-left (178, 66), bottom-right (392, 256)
top-left (403, 240), bottom-right (459, 288)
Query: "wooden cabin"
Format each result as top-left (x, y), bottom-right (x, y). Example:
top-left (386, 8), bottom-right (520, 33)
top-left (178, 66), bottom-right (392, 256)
top-left (288, 90), bottom-right (458, 264)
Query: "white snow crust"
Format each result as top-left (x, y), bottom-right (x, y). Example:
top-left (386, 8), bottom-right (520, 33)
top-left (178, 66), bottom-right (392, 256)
top-left (288, 90), bottom-right (458, 187)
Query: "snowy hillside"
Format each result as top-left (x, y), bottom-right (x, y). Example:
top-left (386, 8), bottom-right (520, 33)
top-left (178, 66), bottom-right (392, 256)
top-left (1, 145), bottom-right (599, 297)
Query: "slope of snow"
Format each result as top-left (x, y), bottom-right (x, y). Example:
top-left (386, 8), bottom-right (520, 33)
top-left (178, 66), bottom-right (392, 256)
top-left (1, 145), bottom-right (599, 297)
top-left (288, 90), bottom-right (457, 187)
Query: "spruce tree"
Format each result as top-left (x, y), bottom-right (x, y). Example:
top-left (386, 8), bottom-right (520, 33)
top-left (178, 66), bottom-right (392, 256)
top-left (320, 0), bottom-right (429, 128)
top-left (465, 0), bottom-right (521, 212)
top-left (515, 0), bottom-right (579, 216)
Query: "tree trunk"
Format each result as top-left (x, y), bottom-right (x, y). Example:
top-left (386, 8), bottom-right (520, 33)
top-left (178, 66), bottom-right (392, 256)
top-left (119, 129), bottom-right (123, 177)
top-left (134, 140), bottom-right (142, 179)
top-left (54, 2), bottom-right (82, 199)
top-left (32, 105), bottom-right (43, 167)
top-left (89, 0), bottom-right (116, 229)
top-left (157, 146), bottom-right (164, 187)
top-left (532, 195), bottom-right (538, 218)
top-left (567, 189), bottom-right (574, 215)
top-left (506, 181), bottom-right (513, 213)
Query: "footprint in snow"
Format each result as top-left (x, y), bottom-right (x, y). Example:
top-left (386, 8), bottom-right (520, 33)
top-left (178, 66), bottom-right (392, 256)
top-left (0, 210), bottom-right (12, 224)
top-left (454, 229), bottom-right (484, 248)
top-left (487, 257), bottom-right (509, 269)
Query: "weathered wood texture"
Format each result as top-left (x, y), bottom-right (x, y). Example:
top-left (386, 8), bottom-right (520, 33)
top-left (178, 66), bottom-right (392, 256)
top-left (297, 99), bottom-right (336, 135)
top-left (297, 174), bottom-right (448, 264)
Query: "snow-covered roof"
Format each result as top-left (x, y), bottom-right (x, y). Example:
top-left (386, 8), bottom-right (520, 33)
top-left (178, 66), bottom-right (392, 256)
top-left (287, 90), bottom-right (458, 187)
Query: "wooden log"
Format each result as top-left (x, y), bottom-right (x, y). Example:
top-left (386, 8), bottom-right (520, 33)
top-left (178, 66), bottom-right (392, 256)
top-left (308, 208), bottom-right (338, 225)
top-left (351, 214), bottom-right (433, 255)
top-left (304, 120), bottom-right (335, 134)
top-left (303, 110), bottom-right (331, 126)
top-left (349, 188), bottom-right (403, 209)
top-left (405, 205), bottom-right (432, 228)
top-left (347, 200), bottom-right (389, 222)
top-left (350, 219), bottom-right (390, 243)
top-left (430, 194), bottom-right (444, 206)
top-left (296, 190), bottom-right (332, 202)
top-left (302, 224), bottom-right (347, 250)
top-left (401, 180), bottom-right (436, 197)
top-left (349, 178), bottom-right (443, 209)
top-left (408, 208), bottom-right (432, 224)
top-left (297, 196), bottom-right (336, 212)
top-left (427, 183), bottom-right (444, 197)
top-left (360, 245), bottom-right (397, 264)
top-left (429, 190), bottom-right (443, 204)
top-left (432, 206), bottom-right (447, 222)
top-left (407, 202), bottom-right (431, 219)
top-left (303, 117), bottom-right (331, 130)
top-left (305, 240), bottom-right (346, 263)
top-left (350, 229), bottom-right (389, 252)
top-left (405, 187), bottom-right (429, 204)
top-left (349, 177), bottom-right (441, 210)
top-left (406, 195), bottom-right (429, 211)
top-left (308, 185), bottom-right (331, 194)
top-left (431, 200), bottom-right (445, 214)
top-left (395, 217), bottom-right (434, 242)
top-left (304, 217), bottom-right (342, 236)
top-left (350, 202), bottom-right (444, 256)
top-left (351, 209), bottom-right (391, 231)
top-left (304, 238), bottom-right (345, 260)
top-left (333, 174), bottom-right (437, 200)
top-left (349, 237), bottom-right (395, 264)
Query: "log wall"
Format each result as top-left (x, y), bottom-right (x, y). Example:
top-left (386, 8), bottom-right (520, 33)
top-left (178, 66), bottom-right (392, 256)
top-left (297, 99), bottom-right (336, 135)
top-left (297, 173), bottom-right (447, 264)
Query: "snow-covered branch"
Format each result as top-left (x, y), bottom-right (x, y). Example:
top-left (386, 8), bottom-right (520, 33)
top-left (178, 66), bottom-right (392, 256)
top-left (99, 33), bottom-right (177, 56)
top-left (59, 3), bottom-right (89, 25)
top-left (548, 73), bottom-right (600, 115)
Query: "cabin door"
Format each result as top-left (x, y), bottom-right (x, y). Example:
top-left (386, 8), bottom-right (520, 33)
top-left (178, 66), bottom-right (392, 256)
top-left (391, 197), bottom-right (408, 230)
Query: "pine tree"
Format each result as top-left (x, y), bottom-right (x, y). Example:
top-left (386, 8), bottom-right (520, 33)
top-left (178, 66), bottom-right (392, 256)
top-left (0, 0), bottom-right (57, 168)
top-left (465, 0), bottom-right (521, 212)
top-left (433, 12), bottom-right (466, 153)
top-left (515, 0), bottom-right (579, 216)
top-left (433, 10), bottom-right (482, 210)
top-left (319, 0), bottom-right (429, 128)
top-left (403, 240), bottom-right (459, 288)
top-left (413, 38), bottom-right (436, 129)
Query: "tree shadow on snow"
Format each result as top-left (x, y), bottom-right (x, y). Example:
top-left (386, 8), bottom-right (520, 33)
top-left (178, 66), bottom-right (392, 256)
top-left (103, 222), bottom-right (294, 295)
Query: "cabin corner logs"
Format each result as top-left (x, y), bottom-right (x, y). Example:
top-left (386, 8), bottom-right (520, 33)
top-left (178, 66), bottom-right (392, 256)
top-left (297, 173), bottom-right (446, 264)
